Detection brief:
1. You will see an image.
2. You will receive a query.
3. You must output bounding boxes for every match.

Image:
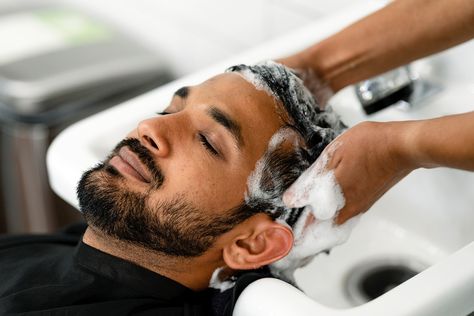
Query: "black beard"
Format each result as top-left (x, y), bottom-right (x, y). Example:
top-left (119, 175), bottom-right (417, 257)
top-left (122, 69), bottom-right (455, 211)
top-left (76, 138), bottom-right (246, 257)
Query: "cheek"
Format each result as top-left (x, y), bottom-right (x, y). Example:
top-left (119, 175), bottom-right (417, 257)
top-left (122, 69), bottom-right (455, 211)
top-left (163, 158), bottom-right (249, 212)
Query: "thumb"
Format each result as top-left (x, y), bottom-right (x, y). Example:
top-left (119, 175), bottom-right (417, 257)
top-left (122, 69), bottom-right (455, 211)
top-left (282, 139), bottom-right (343, 208)
top-left (283, 154), bottom-right (329, 208)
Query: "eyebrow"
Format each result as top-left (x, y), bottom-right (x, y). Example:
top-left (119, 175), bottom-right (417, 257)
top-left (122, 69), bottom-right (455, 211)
top-left (207, 106), bottom-right (243, 148)
top-left (173, 86), bottom-right (189, 99)
top-left (174, 86), bottom-right (244, 148)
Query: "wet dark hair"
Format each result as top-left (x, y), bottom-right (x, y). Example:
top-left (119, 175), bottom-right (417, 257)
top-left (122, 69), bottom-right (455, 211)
top-left (226, 62), bottom-right (345, 227)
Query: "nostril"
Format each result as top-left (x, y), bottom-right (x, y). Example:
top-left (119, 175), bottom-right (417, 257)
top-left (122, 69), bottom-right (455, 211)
top-left (144, 135), bottom-right (158, 149)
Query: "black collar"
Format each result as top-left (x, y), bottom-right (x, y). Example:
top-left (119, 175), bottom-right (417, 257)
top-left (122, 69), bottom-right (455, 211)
top-left (74, 241), bottom-right (194, 302)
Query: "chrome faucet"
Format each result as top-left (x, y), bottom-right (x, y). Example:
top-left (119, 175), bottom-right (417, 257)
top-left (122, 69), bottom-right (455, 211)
top-left (354, 65), bottom-right (441, 114)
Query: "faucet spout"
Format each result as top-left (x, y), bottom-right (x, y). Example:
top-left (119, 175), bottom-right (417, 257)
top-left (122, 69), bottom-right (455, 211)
top-left (354, 65), bottom-right (441, 114)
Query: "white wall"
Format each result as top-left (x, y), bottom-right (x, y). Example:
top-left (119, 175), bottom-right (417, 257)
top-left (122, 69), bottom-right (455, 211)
top-left (63, 0), bottom-right (366, 76)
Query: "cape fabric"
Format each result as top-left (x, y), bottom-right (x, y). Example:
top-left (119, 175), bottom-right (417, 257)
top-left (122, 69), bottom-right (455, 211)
top-left (0, 223), bottom-right (211, 315)
top-left (0, 222), bottom-right (277, 316)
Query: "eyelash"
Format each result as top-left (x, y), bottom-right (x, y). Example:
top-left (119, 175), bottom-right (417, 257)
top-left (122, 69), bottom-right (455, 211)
top-left (156, 111), bottom-right (219, 157)
top-left (199, 133), bottom-right (219, 156)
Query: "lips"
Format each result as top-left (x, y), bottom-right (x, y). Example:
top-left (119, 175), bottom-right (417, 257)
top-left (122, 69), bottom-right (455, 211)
top-left (109, 147), bottom-right (153, 183)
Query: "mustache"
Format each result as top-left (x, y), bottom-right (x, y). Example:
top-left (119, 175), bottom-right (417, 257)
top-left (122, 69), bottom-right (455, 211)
top-left (109, 138), bottom-right (165, 187)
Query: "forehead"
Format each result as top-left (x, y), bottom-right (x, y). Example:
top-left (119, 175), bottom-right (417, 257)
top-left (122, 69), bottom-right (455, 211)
top-left (195, 72), bottom-right (282, 117)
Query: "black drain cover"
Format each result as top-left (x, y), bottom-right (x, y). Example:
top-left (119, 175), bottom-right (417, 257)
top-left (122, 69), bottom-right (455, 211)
top-left (360, 265), bottom-right (418, 300)
top-left (345, 259), bottom-right (427, 305)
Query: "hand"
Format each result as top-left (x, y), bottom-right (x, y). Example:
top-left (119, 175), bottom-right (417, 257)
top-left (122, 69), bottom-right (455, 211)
top-left (283, 121), bottom-right (415, 224)
top-left (276, 56), bottom-right (333, 108)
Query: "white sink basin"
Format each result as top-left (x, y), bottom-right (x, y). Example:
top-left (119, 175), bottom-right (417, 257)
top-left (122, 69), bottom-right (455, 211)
top-left (47, 1), bottom-right (474, 315)
top-left (235, 26), bottom-right (474, 316)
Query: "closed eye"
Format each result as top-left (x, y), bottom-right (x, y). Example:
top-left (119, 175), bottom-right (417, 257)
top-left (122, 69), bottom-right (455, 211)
top-left (157, 111), bottom-right (220, 157)
top-left (199, 133), bottom-right (219, 156)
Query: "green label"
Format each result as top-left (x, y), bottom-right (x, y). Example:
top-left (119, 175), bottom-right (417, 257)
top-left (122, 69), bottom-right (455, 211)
top-left (35, 9), bottom-right (112, 45)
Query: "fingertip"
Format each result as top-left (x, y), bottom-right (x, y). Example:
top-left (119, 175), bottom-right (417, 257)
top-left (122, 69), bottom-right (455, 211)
top-left (283, 189), bottom-right (306, 208)
top-left (282, 190), bottom-right (294, 207)
top-left (335, 212), bottom-right (348, 225)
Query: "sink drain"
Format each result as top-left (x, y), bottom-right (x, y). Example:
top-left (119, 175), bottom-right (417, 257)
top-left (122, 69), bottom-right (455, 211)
top-left (345, 258), bottom-right (426, 305)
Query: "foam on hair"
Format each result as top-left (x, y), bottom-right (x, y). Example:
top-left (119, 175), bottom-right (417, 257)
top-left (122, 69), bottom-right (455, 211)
top-left (226, 61), bottom-right (358, 283)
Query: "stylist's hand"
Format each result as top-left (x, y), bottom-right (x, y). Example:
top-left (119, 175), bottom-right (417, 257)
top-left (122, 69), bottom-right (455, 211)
top-left (283, 121), bottom-right (416, 224)
top-left (277, 56), bottom-right (334, 108)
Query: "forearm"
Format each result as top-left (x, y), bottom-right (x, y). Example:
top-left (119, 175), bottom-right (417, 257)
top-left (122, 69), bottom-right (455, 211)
top-left (294, 0), bottom-right (474, 92)
top-left (284, 110), bottom-right (474, 225)
top-left (398, 111), bottom-right (474, 171)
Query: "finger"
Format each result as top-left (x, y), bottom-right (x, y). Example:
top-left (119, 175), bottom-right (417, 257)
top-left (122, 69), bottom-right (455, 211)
top-left (283, 161), bottom-right (325, 207)
top-left (282, 177), bottom-right (311, 208)
top-left (284, 170), bottom-right (345, 222)
top-left (283, 141), bottom-right (338, 207)
top-left (335, 208), bottom-right (350, 225)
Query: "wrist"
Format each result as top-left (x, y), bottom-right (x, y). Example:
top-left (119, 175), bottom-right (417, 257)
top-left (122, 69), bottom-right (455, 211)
top-left (388, 120), bottom-right (437, 172)
top-left (383, 121), bottom-right (422, 173)
top-left (306, 37), bottom-right (372, 93)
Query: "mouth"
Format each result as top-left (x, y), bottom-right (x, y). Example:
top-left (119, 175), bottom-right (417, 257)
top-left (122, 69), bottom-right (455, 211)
top-left (109, 147), bottom-right (153, 183)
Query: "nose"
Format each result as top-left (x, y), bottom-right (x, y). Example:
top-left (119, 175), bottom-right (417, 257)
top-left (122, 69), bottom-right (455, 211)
top-left (137, 117), bottom-right (170, 157)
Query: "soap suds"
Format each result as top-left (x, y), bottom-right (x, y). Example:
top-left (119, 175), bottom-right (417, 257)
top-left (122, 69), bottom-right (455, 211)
top-left (271, 213), bottom-right (361, 282)
top-left (270, 147), bottom-right (360, 281)
top-left (228, 61), bottom-right (345, 162)
top-left (246, 136), bottom-right (358, 283)
top-left (209, 267), bottom-right (237, 292)
top-left (245, 127), bottom-right (305, 210)
top-left (283, 141), bottom-right (344, 219)
top-left (209, 61), bottom-right (358, 289)
top-left (235, 67), bottom-right (276, 97)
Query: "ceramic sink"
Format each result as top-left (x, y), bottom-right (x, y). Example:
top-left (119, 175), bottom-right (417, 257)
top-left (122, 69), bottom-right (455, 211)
top-left (47, 1), bottom-right (474, 315)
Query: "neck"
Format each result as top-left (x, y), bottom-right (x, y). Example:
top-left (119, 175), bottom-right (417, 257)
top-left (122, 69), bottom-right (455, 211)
top-left (82, 226), bottom-right (223, 291)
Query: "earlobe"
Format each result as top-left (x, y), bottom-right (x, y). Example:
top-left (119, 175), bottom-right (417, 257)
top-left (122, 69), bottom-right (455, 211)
top-left (223, 215), bottom-right (293, 270)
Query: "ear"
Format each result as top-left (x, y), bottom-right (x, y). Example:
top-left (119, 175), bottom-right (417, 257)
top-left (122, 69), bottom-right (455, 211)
top-left (222, 214), bottom-right (293, 270)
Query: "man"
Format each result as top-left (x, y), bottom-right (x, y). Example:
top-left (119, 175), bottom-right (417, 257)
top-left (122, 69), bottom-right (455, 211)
top-left (0, 62), bottom-right (343, 315)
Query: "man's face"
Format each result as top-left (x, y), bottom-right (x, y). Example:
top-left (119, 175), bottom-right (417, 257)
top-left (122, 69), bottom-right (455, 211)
top-left (78, 73), bottom-right (287, 256)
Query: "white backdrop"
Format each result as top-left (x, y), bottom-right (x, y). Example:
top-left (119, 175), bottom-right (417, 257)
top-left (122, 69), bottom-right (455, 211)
top-left (62, 0), bottom-right (369, 76)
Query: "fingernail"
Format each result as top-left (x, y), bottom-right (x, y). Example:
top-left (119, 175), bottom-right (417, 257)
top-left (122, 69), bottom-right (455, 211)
top-left (282, 191), bottom-right (293, 207)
